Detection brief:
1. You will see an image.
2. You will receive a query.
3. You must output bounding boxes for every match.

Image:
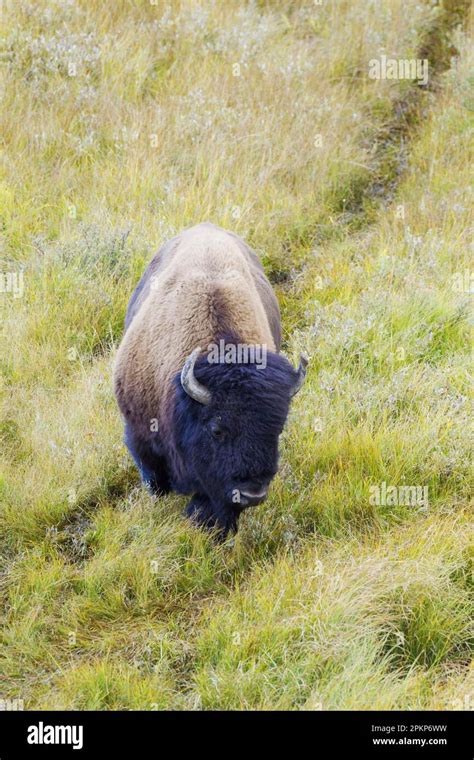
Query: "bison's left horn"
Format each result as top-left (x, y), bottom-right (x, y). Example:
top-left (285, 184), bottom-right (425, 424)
top-left (181, 347), bottom-right (211, 405)
top-left (290, 354), bottom-right (309, 398)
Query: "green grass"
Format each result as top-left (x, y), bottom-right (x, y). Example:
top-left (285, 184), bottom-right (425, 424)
top-left (0, 0), bottom-right (472, 710)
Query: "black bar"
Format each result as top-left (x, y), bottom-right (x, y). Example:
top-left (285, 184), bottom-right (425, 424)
top-left (0, 711), bottom-right (471, 757)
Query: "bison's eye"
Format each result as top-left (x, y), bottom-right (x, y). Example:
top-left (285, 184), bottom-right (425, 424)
top-left (210, 420), bottom-right (226, 441)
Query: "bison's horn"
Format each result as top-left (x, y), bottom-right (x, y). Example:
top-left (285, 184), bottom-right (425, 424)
top-left (290, 353), bottom-right (309, 398)
top-left (181, 347), bottom-right (211, 405)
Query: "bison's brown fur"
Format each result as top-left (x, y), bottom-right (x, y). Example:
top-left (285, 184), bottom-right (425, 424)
top-left (113, 222), bottom-right (281, 438)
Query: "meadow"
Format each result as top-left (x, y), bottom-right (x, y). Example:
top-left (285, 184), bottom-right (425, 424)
top-left (0, 0), bottom-right (472, 709)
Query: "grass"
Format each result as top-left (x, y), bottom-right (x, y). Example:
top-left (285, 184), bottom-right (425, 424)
top-left (0, 0), bottom-right (472, 710)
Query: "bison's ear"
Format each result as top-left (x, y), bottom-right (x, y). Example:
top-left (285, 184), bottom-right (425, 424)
top-left (181, 347), bottom-right (212, 405)
top-left (290, 354), bottom-right (309, 398)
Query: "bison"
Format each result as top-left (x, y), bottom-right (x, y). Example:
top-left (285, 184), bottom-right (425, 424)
top-left (113, 222), bottom-right (307, 537)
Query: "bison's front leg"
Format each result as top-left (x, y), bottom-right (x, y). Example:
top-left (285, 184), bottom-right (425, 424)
top-left (124, 424), bottom-right (171, 495)
top-left (184, 494), bottom-right (238, 540)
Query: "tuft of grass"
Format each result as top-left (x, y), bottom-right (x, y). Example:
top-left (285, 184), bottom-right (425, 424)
top-left (191, 515), bottom-right (472, 710)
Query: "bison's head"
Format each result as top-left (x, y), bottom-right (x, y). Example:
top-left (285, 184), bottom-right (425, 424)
top-left (172, 342), bottom-right (307, 515)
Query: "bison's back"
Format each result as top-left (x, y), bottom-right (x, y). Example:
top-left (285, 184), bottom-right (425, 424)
top-left (125, 223), bottom-right (281, 346)
top-left (114, 223), bottom-right (281, 435)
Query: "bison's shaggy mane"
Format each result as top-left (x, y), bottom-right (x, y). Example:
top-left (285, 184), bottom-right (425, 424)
top-left (173, 346), bottom-right (297, 430)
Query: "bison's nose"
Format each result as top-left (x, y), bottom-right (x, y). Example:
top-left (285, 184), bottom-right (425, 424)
top-left (238, 485), bottom-right (268, 507)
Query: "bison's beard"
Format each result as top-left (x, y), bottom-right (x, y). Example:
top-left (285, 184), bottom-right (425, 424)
top-left (184, 493), bottom-right (242, 539)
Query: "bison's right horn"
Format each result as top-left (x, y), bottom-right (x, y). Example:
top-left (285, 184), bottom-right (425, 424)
top-left (290, 353), bottom-right (309, 398)
top-left (181, 347), bottom-right (211, 405)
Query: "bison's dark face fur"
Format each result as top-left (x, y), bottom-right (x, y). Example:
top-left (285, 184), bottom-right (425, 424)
top-left (171, 350), bottom-right (298, 536)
